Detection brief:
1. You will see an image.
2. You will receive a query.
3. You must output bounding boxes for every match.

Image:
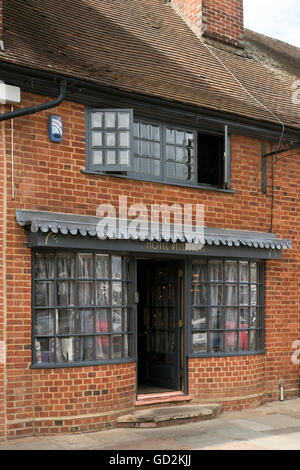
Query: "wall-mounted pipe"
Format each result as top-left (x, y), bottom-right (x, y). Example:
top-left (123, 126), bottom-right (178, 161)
top-left (0, 79), bottom-right (67, 122)
top-left (279, 379), bottom-right (285, 401)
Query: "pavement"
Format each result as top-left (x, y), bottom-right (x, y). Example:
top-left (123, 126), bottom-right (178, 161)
top-left (1, 398), bottom-right (300, 451)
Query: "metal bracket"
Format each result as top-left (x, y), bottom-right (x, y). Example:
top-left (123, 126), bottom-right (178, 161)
top-left (262, 141), bottom-right (300, 195)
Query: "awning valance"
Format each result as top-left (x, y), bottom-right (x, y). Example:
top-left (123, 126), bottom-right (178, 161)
top-left (16, 209), bottom-right (292, 252)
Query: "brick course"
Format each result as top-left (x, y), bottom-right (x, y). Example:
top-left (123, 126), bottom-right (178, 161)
top-left (0, 92), bottom-right (299, 438)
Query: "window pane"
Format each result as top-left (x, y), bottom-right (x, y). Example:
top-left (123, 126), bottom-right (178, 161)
top-left (123, 257), bottom-right (132, 281)
top-left (57, 281), bottom-right (75, 306)
top-left (119, 150), bottom-right (130, 166)
top-left (225, 285), bottom-right (237, 305)
top-left (57, 252), bottom-right (75, 279)
top-left (225, 308), bottom-right (237, 329)
top-left (210, 308), bottom-right (222, 329)
top-left (166, 162), bottom-right (175, 177)
top-left (192, 308), bottom-right (207, 329)
top-left (76, 310), bottom-right (94, 334)
top-left (192, 261), bottom-right (207, 283)
top-left (152, 160), bottom-right (160, 176)
top-left (96, 336), bottom-right (109, 360)
top-left (166, 145), bottom-right (175, 158)
top-left (106, 132), bottom-right (116, 146)
top-left (124, 283), bottom-right (132, 306)
top-left (118, 112), bottom-right (130, 129)
top-left (35, 338), bottom-right (55, 363)
top-left (77, 282), bottom-right (94, 306)
top-left (112, 335), bottom-right (122, 359)
top-left (91, 112), bottom-right (103, 128)
top-left (119, 131), bottom-right (130, 147)
top-left (56, 309), bottom-right (76, 334)
top-left (240, 307), bottom-right (248, 327)
top-left (96, 254), bottom-right (110, 278)
top-left (112, 282), bottom-right (122, 305)
top-left (240, 330), bottom-right (248, 350)
top-left (251, 262), bottom-right (257, 282)
top-left (250, 308), bottom-right (257, 328)
top-left (56, 337), bottom-right (75, 362)
top-left (96, 309), bottom-right (109, 332)
top-left (112, 308), bottom-right (122, 332)
top-left (112, 255), bottom-right (122, 279)
top-left (166, 128), bottom-right (175, 144)
top-left (35, 310), bottom-right (54, 335)
top-left (239, 285), bottom-right (249, 305)
top-left (151, 142), bottom-right (160, 157)
top-left (151, 125), bottom-right (160, 141)
top-left (141, 140), bottom-right (150, 156)
top-left (106, 150), bottom-right (116, 164)
top-left (124, 334), bottom-right (132, 357)
top-left (239, 261), bottom-right (249, 282)
top-left (77, 253), bottom-right (93, 278)
top-left (249, 330), bottom-right (256, 351)
top-left (211, 332), bottom-right (222, 352)
top-left (176, 130), bottom-right (185, 145)
top-left (192, 284), bottom-right (207, 306)
top-left (96, 281), bottom-right (110, 306)
top-left (76, 336), bottom-right (94, 361)
top-left (251, 285), bottom-right (257, 305)
top-left (175, 147), bottom-right (185, 162)
top-left (105, 112), bottom-right (116, 128)
top-left (193, 332), bottom-right (207, 353)
top-left (225, 261), bottom-right (237, 281)
top-left (208, 285), bottom-right (223, 306)
top-left (123, 308), bottom-right (131, 331)
top-left (225, 331), bottom-right (238, 352)
top-left (92, 131), bottom-right (103, 147)
top-left (92, 150), bottom-right (103, 165)
top-left (141, 158), bottom-right (151, 174)
top-left (35, 281), bottom-right (55, 307)
top-left (141, 123), bottom-right (150, 139)
top-left (35, 253), bottom-right (54, 279)
top-left (208, 260), bottom-right (223, 281)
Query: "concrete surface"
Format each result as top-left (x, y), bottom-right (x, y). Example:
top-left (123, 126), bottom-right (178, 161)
top-left (117, 403), bottom-right (221, 425)
top-left (1, 398), bottom-right (300, 450)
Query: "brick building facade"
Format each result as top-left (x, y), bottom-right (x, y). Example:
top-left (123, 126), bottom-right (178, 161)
top-left (0, 0), bottom-right (299, 439)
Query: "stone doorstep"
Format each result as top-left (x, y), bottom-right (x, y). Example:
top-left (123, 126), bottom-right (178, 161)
top-left (117, 404), bottom-right (221, 428)
top-left (135, 393), bottom-right (193, 407)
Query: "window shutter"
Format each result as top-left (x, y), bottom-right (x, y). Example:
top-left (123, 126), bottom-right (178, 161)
top-left (88, 108), bottom-right (133, 172)
top-left (224, 125), bottom-right (231, 190)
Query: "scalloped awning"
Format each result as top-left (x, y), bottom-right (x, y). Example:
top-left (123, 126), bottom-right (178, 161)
top-left (16, 209), bottom-right (292, 251)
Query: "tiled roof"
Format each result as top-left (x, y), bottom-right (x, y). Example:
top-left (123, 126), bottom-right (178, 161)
top-left (1, 0), bottom-right (300, 130)
top-left (16, 209), bottom-right (292, 250)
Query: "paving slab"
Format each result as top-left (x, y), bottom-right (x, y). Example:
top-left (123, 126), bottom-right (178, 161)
top-left (1, 398), bottom-right (300, 451)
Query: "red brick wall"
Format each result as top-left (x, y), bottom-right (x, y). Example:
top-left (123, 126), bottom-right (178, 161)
top-left (0, 91), bottom-right (299, 438)
top-left (172, 0), bottom-right (244, 48)
top-left (189, 355), bottom-right (266, 410)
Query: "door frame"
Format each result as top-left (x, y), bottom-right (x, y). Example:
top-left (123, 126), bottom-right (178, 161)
top-left (134, 255), bottom-right (189, 396)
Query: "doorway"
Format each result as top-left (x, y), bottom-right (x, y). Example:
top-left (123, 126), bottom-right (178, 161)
top-left (137, 259), bottom-right (183, 393)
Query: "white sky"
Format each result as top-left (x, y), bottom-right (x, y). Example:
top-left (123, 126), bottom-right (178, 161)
top-left (244, 0), bottom-right (300, 47)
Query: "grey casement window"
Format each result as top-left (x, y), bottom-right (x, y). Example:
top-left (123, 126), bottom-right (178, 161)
top-left (86, 108), bottom-right (230, 189)
top-left (32, 251), bottom-right (134, 366)
top-left (87, 109), bottom-right (134, 171)
top-left (191, 259), bottom-right (264, 355)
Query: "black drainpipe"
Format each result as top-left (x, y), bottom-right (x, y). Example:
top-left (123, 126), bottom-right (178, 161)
top-left (0, 79), bottom-right (67, 121)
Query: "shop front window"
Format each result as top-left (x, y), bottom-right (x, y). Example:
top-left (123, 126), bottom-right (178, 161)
top-left (191, 259), bottom-right (264, 355)
top-left (33, 251), bottom-right (133, 366)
